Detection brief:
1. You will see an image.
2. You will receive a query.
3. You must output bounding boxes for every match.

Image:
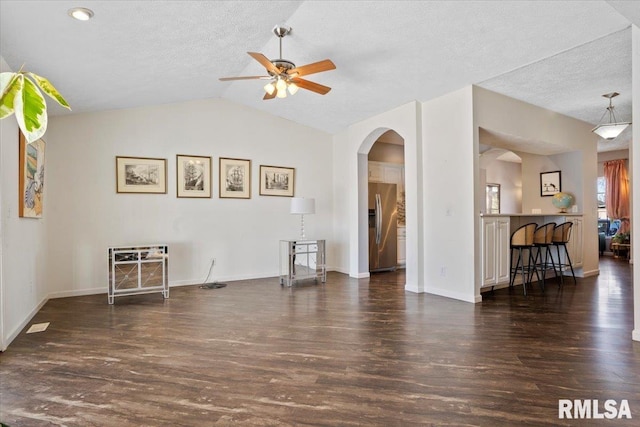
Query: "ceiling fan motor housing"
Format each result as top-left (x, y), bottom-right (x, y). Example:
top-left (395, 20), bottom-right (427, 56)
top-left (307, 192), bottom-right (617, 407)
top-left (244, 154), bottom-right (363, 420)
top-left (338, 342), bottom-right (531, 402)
top-left (273, 25), bottom-right (292, 38)
top-left (269, 59), bottom-right (296, 76)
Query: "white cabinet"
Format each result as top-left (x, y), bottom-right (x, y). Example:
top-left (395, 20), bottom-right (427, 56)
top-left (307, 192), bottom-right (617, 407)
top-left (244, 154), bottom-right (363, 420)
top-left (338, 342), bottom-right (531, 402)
top-left (368, 161), bottom-right (404, 195)
top-left (565, 216), bottom-right (583, 268)
top-left (397, 226), bottom-right (406, 266)
top-left (384, 165), bottom-right (402, 186)
top-left (368, 163), bottom-right (384, 182)
top-left (481, 217), bottom-right (510, 288)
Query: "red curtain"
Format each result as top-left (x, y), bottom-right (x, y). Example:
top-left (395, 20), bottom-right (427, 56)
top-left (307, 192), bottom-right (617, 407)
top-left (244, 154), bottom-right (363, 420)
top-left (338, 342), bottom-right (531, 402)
top-left (604, 159), bottom-right (630, 234)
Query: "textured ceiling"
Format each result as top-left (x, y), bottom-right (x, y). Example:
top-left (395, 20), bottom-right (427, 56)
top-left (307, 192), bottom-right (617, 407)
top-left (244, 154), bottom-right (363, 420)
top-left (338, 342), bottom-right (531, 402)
top-left (0, 1), bottom-right (637, 152)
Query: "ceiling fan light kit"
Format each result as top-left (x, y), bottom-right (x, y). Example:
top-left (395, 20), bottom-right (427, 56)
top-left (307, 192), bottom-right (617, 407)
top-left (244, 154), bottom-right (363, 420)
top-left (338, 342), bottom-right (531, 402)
top-left (219, 25), bottom-right (336, 100)
top-left (591, 92), bottom-right (632, 140)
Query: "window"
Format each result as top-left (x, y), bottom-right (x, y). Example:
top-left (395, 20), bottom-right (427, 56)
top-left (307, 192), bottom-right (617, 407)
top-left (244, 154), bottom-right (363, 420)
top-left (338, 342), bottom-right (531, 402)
top-left (486, 183), bottom-right (500, 214)
top-left (597, 176), bottom-right (607, 220)
top-left (596, 176), bottom-right (621, 235)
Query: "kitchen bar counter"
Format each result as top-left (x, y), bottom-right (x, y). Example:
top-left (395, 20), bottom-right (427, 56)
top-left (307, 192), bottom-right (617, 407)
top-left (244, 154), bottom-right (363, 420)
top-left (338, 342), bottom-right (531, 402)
top-left (479, 213), bottom-right (584, 291)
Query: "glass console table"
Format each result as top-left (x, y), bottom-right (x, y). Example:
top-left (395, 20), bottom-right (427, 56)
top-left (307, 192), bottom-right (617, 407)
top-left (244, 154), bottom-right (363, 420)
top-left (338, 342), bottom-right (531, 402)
top-left (279, 239), bottom-right (326, 286)
top-left (108, 245), bottom-right (168, 304)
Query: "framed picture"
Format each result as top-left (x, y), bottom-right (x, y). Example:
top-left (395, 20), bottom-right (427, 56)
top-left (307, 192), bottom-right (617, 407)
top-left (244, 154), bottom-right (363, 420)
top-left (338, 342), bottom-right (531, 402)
top-left (19, 131), bottom-right (46, 218)
top-left (219, 157), bottom-right (251, 199)
top-left (176, 155), bottom-right (212, 198)
top-left (116, 156), bottom-right (167, 194)
top-left (259, 165), bottom-right (295, 197)
top-left (540, 170), bottom-right (561, 197)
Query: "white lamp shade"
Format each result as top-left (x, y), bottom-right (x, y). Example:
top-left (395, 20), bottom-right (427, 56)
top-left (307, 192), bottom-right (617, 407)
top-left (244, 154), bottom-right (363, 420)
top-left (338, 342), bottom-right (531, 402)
top-left (592, 122), bottom-right (630, 140)
top-left (290, 197), bottom-right (315, 215)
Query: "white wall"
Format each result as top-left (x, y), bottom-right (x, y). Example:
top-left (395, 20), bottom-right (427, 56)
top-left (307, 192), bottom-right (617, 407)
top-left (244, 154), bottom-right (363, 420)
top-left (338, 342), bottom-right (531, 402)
top-left (518, 151), bottom-right (583, 214)
top-left (550, 151), bottom-right (584, 213)
top-left (331, 130), bottom-right (351, 275)
top-left (422, 87), bottom-right (477, 302)
top-left (631, 24), bottom-right (639, 342)
top-left (0, 57), bottom-right (51, 350)
top-left (43, 98), bottom-right (333, 296)
top-left (484, 159), bottom-right (522, 214)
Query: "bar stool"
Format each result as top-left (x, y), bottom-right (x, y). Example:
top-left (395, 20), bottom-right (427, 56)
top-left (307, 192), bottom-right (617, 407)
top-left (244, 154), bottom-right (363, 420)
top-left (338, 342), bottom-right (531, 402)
top-left (552, 222), bottom-right (576, 286)
top-left (530, 222), bottom-right (557, 291)
top-left (509, 222), bottom-right (539, 296)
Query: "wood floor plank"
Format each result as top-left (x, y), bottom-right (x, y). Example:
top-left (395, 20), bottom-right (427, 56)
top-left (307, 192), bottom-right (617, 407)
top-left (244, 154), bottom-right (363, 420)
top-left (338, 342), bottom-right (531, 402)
top-left (1, 256), bottom-right (638, 426)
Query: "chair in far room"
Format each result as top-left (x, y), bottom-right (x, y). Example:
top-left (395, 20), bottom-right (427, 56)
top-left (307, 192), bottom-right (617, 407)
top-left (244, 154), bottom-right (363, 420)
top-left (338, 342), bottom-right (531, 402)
top-left (598, 219), bottom-right (609, 255)
top-left (509, 222), bottom-right (539, 296)
top-left (552, 222), bottom-right (576, 286)
top-left (530, 222), bottom-right (557, 291)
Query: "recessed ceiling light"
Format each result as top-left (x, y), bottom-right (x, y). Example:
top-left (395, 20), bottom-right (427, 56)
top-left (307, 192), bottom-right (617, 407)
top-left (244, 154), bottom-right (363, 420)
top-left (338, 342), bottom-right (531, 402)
top-left (68, 7), bottom-right (94, 21)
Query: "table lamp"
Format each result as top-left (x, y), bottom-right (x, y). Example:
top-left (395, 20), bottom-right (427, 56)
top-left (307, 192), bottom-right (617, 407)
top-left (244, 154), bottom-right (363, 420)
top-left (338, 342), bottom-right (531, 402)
top-left (290, 197), bottom-right (315, 239)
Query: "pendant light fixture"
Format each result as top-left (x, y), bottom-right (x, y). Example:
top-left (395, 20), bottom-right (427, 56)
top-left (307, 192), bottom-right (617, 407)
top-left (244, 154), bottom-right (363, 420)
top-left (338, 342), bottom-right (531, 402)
top-left (591, 92), bottom-right (631, 140)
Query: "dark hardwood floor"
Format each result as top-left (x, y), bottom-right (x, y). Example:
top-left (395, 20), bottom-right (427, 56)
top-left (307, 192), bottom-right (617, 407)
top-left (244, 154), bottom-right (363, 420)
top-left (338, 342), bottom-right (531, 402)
top-left (1, 256), bottom-right (638, 426)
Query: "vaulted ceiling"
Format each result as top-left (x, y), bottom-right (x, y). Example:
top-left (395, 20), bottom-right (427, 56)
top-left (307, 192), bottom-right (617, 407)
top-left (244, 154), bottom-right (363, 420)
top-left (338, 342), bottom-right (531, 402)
top-left (1, 1), bottom-right (638, 152)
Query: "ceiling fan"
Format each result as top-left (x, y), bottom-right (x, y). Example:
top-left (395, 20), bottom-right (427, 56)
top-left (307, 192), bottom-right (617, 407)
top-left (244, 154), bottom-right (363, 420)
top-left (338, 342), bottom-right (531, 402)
top-left (219, 25), bottom-right (336, 100)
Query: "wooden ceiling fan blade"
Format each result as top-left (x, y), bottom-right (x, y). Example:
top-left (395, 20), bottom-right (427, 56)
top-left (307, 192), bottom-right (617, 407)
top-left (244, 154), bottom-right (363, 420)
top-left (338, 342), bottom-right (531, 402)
top-left (263, 90), bottom-right (277, 100)
top-left (291, 78), bottom-right (331, 95)
top-left (248, 52), bottom-right (279, 75)
top-left (219, 76), bottom-right (271, 81)
top-left (288, 59), bottom-right (336, 77)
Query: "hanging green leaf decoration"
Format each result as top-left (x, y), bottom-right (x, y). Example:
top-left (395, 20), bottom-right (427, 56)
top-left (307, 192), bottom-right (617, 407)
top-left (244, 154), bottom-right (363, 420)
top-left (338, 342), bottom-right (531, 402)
top-left (28, 72), bottom-right (71, 110)
top-left (14, 76), bottom-right (48, 143)
top-left (0, 72), bottom-right (22, 119)
top-left (0, 70), bottom-right (70, 143)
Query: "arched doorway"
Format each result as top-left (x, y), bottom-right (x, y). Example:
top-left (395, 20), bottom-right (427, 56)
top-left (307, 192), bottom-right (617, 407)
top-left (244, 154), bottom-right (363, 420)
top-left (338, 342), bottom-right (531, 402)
top-left (367, 131), bottom-right (406, 272)
top-left (356, 127), bottom-right (413, 289)
top-left (478, 147), bottom-right (523, 215)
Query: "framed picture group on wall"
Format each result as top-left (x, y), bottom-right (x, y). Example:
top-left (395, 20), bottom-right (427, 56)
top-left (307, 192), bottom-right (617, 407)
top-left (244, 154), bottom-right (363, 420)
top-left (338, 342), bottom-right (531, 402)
top-left (114, 154), bottom-right (296, 200)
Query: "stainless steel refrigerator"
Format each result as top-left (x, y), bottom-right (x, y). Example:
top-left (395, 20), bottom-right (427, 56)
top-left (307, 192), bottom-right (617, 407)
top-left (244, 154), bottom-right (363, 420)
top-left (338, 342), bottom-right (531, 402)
top-left (368, 183), bottom-right (398, 272)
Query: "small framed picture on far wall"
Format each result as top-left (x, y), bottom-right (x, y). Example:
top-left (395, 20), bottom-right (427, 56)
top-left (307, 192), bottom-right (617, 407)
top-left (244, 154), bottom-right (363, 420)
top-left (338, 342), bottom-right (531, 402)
top-left (176, 154), bottom-right (212, 198)
top-left (540, 170), bottom-right (561, 197)
top-left (259, 165), bottom-right (295, 197)
top-left (219, 157), bottom-right (251, 199)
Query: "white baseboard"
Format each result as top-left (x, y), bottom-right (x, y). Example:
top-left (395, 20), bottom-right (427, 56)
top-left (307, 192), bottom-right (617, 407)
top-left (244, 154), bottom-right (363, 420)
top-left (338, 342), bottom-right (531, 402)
top-left (580, 269), bottom-right (599, 278)
top-left (3, 295), bottom-right (49, 351)
top-left (170, 279), bottom-right (208, 287)
top-left (350, 272), bottom-right (370, 279)
top-left (425, 286), bottom-right (476, 303)
top-left (633, 329), bottom-right (640, 342)
top-left (48, 287), bottom-right (105, 299)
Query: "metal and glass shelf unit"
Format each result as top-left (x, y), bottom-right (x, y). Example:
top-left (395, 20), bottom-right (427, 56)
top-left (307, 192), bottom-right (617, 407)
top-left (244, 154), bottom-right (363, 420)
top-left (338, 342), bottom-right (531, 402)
top-left (279, 239), bottom-right (326, 286)
top-left (108, 245), bottom-right (168, 304)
